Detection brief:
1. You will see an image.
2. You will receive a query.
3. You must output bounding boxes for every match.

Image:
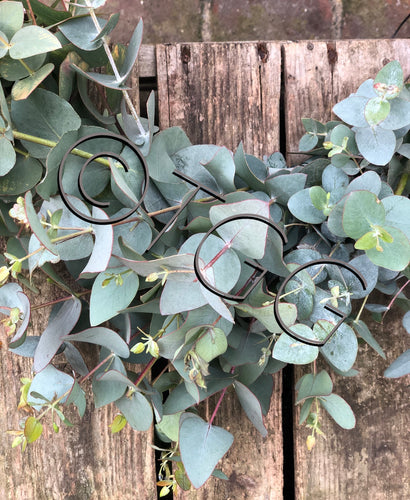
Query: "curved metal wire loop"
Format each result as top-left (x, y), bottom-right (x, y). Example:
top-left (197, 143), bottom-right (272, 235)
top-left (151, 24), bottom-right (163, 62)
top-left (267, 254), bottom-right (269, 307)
top-left (57, 132), bottom-right (149, 225)
top-left (274, 259), bottom-right (367, 346)
top-left (193, 214), bottom-right (288, 301)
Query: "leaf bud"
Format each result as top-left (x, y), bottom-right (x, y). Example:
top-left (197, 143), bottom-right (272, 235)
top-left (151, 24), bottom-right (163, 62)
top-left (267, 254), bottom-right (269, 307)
top-left (0, 266), bottom-right (10, 286)
top-left (306, 434), bottom-right (316, 451)
top-left (131, 342), bottom-right (145, 354)
top-left (146, 272), bottom-right (159, 282)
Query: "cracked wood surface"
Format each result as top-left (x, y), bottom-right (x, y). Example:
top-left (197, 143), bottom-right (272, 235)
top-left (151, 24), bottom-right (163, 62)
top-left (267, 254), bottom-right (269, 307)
top-left (157, 41), bottom-right (284, 500)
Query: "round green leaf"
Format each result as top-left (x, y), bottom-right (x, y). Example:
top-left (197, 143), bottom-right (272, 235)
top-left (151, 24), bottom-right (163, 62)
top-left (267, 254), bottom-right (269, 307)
top-left (364, 97), bottom-right (390, 126)
top-left (288, 188), bottom-right (327, 224)
top-left (0, 155), bottom-right (42, 196)
top-left (179, 413), bottom-right (234, 489)
top-left (0, 136), bottom-right (16, 175)
top-left (342, 191), bottom-right (385, 239)
top-left (299, 133), bottom-right (318, 152)
top-left (273, 325), bottom-right (319, 364)
top-left (0, 1), bottom-right (24, 39)
top-left (116, 391), bottom-right (153, 431)
top-left (320, 321), bottom-right (358, 372)
top-left (374, 60), bottom-right (403, 97)
top-left (11, 89), bottom-right (81, 158)
top-left (365, 226), bottom-right (410, 271)
top-left (0, 53), bottom-right (46, 81)
top-left (355, 125), bottom-right (396, 166)
top-left (310, 185), bottom-right (328, 211)
top-left (90, 267), bottom-right (139, 326)
top-left (196, 327), bottom-right (228, 362)
top-left (9, 26), bottom-right (61, 59)
top-left (28, 365), bottom-right (74, 410)
top-left (11, 63), bottom-right (54, 101)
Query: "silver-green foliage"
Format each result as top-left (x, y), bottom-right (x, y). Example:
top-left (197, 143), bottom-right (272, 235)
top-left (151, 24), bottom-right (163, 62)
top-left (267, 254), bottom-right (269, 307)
top-left (0, 0), bottom-right (409, 491)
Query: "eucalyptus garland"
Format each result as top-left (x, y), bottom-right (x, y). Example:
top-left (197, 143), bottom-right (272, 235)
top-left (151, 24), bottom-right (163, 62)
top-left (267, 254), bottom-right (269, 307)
top-left (0, 1), bottom-right (409, 494)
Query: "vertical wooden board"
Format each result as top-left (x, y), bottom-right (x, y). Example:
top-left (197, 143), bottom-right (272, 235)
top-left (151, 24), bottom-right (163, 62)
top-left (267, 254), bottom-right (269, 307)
top-left (283, 39), bottom-right (410, 165)
top-left (293, 312), bottom-right (410, 500)
top-left (0, 275), bottom-right (157, 500)
top-left (157, 42), bottom-right (281, 157)
top-left (156, 42), bottom-right (284, 499)
top-left (283, 39), bottom-right (410, 500)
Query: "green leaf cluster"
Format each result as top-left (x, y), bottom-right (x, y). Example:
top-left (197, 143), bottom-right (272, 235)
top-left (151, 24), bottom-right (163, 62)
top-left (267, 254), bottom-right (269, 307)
top-left (0, 1), bottom-right (409, 492)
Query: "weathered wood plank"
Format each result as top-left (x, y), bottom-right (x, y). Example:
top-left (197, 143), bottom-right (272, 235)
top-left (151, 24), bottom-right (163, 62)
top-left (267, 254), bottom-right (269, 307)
top-left (156, 41), bottom-right (284, 499)
top-left (283, 39), bottom-right (410, 500)
top-left (283, 39), bottom-right (410, 164)
top-left (157, 42), bottom-right (281, 157)
top-left (0, 272), bottom-right (157, 499)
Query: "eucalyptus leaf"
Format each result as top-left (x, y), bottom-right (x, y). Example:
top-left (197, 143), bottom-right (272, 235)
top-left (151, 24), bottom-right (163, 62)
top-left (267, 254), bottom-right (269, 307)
top-left (9, 26), bottom-right (61, 59)
top-left (90, 267), bottom-right (139, 326)
top-left (33, 298), bottom-right (81, 373)
top-left (12, 88), bottom-right (81, 158)
top-left (384, 350), bottom-right (410, 378)
top-left (355, 126), bottom-right (396, 166)
top-left (319, 394), bottom-right (356, 429)
top-left (28, 365), bottom-right (74, 410)
top-left (64, 327), bottom-right (129, 358)
top-left (179, 414), bottom-right (233, 489)
top-left (0, 1), bottom-right (24, 39)
top-left (0, 136), bottom-right (16, 176)
top-left (11, 63), bottom-right (54, 101)
top-left (116, 391), bottom-right (153, 431)
top-left (234, 381), bottom-right (267, 436)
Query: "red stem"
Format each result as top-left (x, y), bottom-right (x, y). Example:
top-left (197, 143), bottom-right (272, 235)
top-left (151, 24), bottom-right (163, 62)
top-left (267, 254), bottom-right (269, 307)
top-left (203, 243), bottom-right (231, 272)
top-left (134, 357), bottom-right (157, 387)
top-left (30, 291), bottom-right (90, 311)
top-left (78, 352), bottom-right (114, 384)
top-left (382, 279), bottom-right (410, 322)
top-left (25, 0), bottom-right (37, 25)
top-left (208, 367), bottom-right (235, 427)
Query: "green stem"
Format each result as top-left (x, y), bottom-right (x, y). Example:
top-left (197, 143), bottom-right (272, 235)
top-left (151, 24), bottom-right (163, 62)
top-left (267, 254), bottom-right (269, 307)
top-left (395, 172), bottom-right (408, 196)
top-left (11, 130), bottom-right (114, 168)
top-left (354, 295), bottom-right (369, 323)
top-left (51, 227), bottom-right (93, 243)
top-left (13, 147), bottom-right (30, 158)
top-left (18, 59), bottom-right (34, 76)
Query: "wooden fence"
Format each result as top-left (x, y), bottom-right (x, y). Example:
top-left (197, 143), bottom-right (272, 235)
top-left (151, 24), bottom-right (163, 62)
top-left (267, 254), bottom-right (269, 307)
top-left (0, 39), bottom-right (409, 500)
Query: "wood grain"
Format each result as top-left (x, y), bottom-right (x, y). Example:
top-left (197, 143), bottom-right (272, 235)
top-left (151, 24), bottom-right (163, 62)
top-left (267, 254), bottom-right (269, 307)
top-left (283, 39), bottom-right (410, 500)
top-left (0, 272), bottom-right (157, 500)
top-left (283, 39), bottom-right (410, 165)
top-left (157, 42), bottom-right (281, 157)
top-left (156, 41), bottom-right (284, 499)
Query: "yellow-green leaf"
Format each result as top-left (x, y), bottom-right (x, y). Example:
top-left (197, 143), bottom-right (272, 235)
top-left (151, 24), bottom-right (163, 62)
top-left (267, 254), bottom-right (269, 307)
top-left (12, 63), bottom-right (54, 101)
top-left (24, 416), bottom-right (43, 443)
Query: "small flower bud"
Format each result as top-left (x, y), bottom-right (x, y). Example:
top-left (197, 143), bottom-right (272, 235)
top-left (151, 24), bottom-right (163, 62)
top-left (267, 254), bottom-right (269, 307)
top-left (306, 434), bottom-right (316, 451)
top-left (0, 266), bottom-right (10, 286)
top-left (146, 272), bottom-right (159, 282)
top-left (131, 342), bottom-right (145, 354)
